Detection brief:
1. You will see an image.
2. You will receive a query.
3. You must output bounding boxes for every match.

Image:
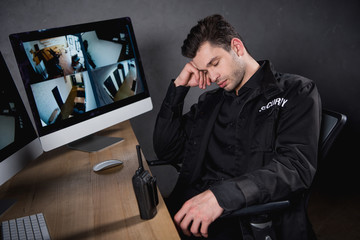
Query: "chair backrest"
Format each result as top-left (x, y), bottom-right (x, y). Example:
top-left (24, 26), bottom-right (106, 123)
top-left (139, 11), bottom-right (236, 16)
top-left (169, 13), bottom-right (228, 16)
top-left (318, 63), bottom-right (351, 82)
top-left (319, 109), bottom-right (347, 160)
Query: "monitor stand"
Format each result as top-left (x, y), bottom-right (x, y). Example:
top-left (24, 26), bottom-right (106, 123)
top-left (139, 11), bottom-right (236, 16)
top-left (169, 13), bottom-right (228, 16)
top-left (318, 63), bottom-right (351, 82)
top-left (67, 135), bottom-right (124, 152)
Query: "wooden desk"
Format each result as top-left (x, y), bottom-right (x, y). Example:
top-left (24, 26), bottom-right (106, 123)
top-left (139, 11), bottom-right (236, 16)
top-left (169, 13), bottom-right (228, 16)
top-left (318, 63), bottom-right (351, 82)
top-left (0, 121), bottom-right (180, 240)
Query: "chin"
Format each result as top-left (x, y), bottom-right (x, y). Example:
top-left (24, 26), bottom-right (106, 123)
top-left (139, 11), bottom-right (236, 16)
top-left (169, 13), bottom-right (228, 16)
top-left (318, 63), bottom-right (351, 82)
top-left (224, 85), bottom-right (234, 92)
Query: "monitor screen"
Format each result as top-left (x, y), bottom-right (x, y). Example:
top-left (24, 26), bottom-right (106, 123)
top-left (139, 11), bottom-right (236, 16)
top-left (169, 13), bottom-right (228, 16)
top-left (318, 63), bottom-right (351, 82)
top-left (0, 52), bottom-right (43, 186)
top-left (9, 17), bottom-right (152, 152)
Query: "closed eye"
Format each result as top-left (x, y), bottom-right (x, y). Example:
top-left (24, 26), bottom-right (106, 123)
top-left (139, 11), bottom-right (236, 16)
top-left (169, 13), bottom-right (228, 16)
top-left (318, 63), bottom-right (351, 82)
top-left (210, 58), bottom-right (220, 67)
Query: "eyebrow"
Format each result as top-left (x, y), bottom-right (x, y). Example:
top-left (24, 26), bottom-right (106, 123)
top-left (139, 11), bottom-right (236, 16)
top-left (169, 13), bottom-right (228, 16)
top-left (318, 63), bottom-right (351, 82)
top-left (207, 56), bottom-right (220, 67)
top-left (196, 56), bottom-right (220, 72)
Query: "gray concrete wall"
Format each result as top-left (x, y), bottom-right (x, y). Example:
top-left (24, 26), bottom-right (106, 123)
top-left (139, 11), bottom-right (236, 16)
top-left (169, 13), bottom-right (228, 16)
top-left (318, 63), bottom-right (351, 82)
top-left (1, 0), bottom-right (359, 191)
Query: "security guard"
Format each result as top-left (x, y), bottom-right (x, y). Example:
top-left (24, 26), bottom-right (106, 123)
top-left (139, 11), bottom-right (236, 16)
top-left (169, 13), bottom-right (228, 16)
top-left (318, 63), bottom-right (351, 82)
top-left (153, 14), bottom-right (321, 240)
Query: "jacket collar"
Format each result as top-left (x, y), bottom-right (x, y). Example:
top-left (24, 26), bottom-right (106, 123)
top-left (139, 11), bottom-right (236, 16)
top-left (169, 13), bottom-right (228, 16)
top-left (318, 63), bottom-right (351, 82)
top-left (257, 60), bottom-right (283, 99)
top-left (221, 60), bottom-right (283, 100)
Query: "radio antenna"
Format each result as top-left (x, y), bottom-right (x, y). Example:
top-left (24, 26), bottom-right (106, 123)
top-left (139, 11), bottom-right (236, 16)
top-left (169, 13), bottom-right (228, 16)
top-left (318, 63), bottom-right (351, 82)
top-left (136, 145), bottom-right (144, 172)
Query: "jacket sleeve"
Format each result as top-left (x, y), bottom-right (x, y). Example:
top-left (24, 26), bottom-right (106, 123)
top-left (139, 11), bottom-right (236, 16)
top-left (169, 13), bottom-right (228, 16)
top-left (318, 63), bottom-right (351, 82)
top-left (210, 79), bottom-right (322, 212)
top-left (153, 80), bottom-right (191, 163)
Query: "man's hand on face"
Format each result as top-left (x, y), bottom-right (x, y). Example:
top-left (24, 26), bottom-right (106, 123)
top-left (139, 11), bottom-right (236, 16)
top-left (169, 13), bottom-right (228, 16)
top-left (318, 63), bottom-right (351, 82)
top-left (174, 61), bottom-right (211, 89)
top-left (174, 190), bottom-right (224, 238)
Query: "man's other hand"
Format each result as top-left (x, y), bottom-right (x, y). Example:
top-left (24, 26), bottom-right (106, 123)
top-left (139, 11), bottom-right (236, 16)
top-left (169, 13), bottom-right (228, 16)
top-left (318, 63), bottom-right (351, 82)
top-left (174, 190), bottom-right (224, 238)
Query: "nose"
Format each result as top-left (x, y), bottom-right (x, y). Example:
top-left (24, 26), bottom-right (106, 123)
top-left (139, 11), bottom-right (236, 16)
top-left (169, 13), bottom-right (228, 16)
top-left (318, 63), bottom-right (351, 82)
top-left (208, 70), bottom-right (219, 82)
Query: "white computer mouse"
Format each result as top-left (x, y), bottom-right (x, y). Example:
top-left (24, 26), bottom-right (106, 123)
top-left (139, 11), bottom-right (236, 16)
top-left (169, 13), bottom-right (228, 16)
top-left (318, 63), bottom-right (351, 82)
top-left (93, 159), bottom-right (123, 172)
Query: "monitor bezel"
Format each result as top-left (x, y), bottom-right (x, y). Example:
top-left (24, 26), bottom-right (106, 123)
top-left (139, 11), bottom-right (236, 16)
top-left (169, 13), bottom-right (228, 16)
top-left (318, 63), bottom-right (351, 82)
top-left (9, 17), bottom-right (152, 150)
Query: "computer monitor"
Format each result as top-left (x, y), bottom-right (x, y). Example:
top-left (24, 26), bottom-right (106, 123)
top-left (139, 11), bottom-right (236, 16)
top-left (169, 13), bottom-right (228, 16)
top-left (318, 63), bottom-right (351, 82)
top-left (9, 17), bottom-right (152, 152)
top-left (0, 52), bottom-right (43, 187)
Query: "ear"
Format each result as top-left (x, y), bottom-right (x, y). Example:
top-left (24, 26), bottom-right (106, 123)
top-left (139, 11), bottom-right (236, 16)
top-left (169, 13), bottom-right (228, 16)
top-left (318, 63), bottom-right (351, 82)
top-left (231, 38), bottom-right (245, 57)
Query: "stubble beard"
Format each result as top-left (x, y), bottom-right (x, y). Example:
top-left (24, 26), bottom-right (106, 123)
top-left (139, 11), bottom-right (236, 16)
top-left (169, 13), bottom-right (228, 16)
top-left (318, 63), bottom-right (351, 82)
top-left (224, 59), bottom-right (246, 93)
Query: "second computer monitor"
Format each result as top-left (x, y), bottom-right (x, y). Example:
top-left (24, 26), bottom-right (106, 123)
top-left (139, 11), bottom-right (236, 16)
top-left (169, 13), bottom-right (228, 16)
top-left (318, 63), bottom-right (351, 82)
top-left (0, 52), bottom-right (43, 186)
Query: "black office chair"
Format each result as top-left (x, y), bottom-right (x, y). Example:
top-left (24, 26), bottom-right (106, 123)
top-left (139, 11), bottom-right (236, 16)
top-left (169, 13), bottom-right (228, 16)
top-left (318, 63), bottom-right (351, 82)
top-left (147, 109), bottom-right (347, 239)
top-left (318, 109), bottom-right (347, 160)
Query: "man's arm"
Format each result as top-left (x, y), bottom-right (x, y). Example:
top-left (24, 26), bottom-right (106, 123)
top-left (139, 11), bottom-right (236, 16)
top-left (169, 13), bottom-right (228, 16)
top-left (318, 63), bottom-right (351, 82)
top-left (153, 62), bottom-right (218, 237)
top-left (153, 62), bottom-right (210, 162)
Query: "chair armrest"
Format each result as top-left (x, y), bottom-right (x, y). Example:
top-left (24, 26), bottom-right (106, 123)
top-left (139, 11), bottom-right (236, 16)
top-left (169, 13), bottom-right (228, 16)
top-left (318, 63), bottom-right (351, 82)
top-left (223, 200), bottom-right (290, 218)
top-left (147, 159), bottom-right (182, 172)
top-left (146, 159), bottom-right (290, 218)
top-left (147, 159), bottom-right (171, 166)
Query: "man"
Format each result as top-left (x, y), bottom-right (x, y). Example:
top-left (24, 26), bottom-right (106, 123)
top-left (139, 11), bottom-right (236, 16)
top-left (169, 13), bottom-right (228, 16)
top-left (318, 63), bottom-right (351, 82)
top-left (153, 14), bottom-right (321, 239)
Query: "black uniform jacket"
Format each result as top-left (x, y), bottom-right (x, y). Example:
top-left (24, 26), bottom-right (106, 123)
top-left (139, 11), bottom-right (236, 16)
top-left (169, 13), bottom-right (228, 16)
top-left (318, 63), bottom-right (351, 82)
top-left (153, 61), bottom-right (322, 239)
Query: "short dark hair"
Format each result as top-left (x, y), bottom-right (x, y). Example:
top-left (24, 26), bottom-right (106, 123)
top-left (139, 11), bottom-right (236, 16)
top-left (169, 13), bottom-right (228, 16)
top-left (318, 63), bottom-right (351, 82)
top-left (181, 14), bottom-right (245, 58)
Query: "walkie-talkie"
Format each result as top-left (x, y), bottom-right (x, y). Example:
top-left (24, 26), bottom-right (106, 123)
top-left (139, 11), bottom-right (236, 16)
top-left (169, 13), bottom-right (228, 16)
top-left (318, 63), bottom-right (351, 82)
top-left (132, 145), bottom-right (159, 219)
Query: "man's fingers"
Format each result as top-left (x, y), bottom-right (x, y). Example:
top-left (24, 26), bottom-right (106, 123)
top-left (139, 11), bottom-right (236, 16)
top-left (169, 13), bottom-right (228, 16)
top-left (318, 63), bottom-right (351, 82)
top-left (190, 218), bottom-right (202, 237)
top-left (206, 72), bottom-right (211, 86)
top-left (191, 68), bottom-right (200, 83)
top-left (179, 215), bottom-right (192, 236)
top-left (199, 71), bottom-right (205, 89)
top-left (177, 61), bottom-right (212, 89)
top-left (200, 221), bottom-right (210, 238)
top-left (187, 62), bottom-right (200, 79)
top-left (174, 207), bottom-right (186, 225)
top-left (174, 202), bottom-right (192, 236)
top-left (189, 61), bottom-right (207, 89)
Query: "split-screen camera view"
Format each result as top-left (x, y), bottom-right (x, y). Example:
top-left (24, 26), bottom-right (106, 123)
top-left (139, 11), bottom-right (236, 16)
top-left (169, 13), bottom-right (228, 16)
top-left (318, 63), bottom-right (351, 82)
top-left (23, 28), bottom-right (144, 127)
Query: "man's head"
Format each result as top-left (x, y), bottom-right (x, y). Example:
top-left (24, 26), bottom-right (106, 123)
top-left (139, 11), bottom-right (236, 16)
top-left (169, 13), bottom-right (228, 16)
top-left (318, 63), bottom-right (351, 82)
top-left (181, 14), bottom-right (245, 58)
top-left (181, 15), bottom-right (257, 94)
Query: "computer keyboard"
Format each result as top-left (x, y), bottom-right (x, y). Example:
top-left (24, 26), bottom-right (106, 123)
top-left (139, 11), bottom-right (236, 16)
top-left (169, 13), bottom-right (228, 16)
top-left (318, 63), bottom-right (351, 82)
top-left (1, 213), bottom-right (51, 240)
